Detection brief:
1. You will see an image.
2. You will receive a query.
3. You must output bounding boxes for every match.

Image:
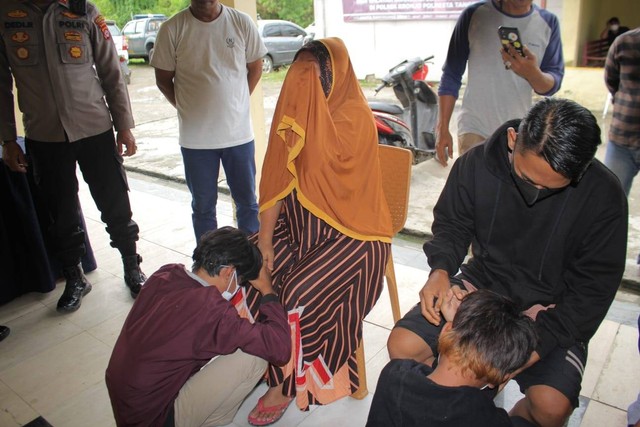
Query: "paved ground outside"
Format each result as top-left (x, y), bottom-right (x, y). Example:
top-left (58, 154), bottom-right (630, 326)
top-left (0, 171), bottom-right (637, 426)
top-left (122, 63), bottom-right (640, 292)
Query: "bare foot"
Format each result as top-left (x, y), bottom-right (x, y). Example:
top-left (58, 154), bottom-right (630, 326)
top-left (261, 383), bottom-right (290, 407)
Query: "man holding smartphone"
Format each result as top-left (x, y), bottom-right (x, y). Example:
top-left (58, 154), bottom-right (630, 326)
top-left (435, 0), bottom-right (564, 164)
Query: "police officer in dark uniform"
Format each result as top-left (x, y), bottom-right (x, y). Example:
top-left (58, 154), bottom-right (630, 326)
top-left (0, 0), bottom-right (146, 312)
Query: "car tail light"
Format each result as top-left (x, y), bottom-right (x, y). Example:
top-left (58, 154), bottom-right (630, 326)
top-left (119, 55), bottom-right (126, 63)
top-left (123, 36), bottom-right (128, 51)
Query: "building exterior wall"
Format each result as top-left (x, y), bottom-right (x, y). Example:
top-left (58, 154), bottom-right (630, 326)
top-left (312, 0), bottom-right (638, 73)
top-left (314, 0), bottom-right (565, 80)
top-left (314, 0), bottom-right (456, 80)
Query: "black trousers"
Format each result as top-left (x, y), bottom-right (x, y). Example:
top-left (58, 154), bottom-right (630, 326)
top-left (27, 130), bottom-right (139, 267)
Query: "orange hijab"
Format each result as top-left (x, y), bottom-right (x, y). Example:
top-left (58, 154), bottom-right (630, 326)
top-left (259, 38), bottom-right (392, 242)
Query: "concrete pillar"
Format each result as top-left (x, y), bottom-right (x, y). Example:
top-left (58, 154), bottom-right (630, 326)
top-left (220, 0), bottom-right (268, 188)
top-left (561, 0), bottom-right (583, 67)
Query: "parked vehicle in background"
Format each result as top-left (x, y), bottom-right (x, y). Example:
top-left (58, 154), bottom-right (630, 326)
top-left (122, 14), bottom-right (167, 62)
top-left (106, 19), bottom-right (131, 84)
top-left (305, 22), bottom-right (316, 39)
top-left (257, 19), bottom-right (312, 73)
top-left (369, 56), bottom-right (438, 164)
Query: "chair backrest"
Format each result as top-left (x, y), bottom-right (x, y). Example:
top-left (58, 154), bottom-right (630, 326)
top-left (378, 145), bottom-right (412, 234)
top-left (581, 38), bottom-right (609, 67)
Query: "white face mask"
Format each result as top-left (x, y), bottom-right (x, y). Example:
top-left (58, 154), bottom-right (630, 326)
top-left (220, 268), bottom-right (239, 301)
top-left (610, 24), bottom-right (620, 32)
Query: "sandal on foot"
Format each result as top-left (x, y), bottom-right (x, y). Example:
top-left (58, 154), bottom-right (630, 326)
top-left (247, 396), bottom-right (293, 426)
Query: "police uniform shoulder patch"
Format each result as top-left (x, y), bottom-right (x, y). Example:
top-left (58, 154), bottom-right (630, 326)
top-left (16, 47), bottom-right (29, 60)
top-left (61, 11), bottom-right (80, 19)
top-left (7, 10), bottom-right (28, 18)
top-left (69, 45), bottom-right (82, 58)
top-left (11, 32), bottom-right (30, 43)
top-left (94, 15), bottom-right (111, 40)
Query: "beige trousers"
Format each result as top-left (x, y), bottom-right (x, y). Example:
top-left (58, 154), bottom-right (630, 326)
top-left (457, 133), bottom-right (486, 156)
top-left (174, 349), bottom-right (267, 427)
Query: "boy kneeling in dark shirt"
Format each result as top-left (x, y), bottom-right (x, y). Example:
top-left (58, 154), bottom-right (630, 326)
top-left (367, 289), bottom-right (537, 427)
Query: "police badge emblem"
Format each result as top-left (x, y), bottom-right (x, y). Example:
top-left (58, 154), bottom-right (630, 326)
top-left (69, 45), bottom-right (82, 58)
top-left (12, 32), bottom-right (29, 43)
top-left (16, 47), bottom-right (29, 59)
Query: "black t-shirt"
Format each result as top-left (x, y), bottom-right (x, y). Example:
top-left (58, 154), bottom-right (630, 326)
top-left (366, 359), bottom-right (512, 427)
top-left (607, 26), bottom-right (630, 46)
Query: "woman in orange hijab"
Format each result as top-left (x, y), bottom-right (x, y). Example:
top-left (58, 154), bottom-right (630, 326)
top-left (246, 38), bottom-right (393, 425)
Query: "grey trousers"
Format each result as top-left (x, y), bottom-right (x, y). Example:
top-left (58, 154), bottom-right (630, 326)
top-left (174, 349), bottom-right (267, 427)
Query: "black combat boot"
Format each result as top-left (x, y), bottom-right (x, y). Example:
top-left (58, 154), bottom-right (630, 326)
top-left (0, 325), bottom-right (10, 342)
top-left (123, 254), bottom-right (146, 298)
top-left (57, 264), bottom-right (92, 313)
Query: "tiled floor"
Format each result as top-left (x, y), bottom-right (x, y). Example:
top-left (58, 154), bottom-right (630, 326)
top-left (0, 172), bottom-right (639, 427)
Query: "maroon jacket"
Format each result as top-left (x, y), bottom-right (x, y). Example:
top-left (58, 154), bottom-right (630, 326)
top-left (105, 264), bottom-right (290, 427)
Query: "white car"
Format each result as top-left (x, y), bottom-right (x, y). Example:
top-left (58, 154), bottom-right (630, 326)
top-left (257, 19), bottom-right (312, 73)
top-left (106, 20), bottom-right (131, 84)
top-left (305, 22), bottom-right (316, 39)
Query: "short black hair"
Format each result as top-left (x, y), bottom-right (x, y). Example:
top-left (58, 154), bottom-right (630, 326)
top-left (192, 227), bottom-right (262, 281)
top-left (438, 290), bottom-right (538, 384)
top-left (608, 17), bottom-right (620, 25)
top-left (516, 98), bottom-right (600, 183)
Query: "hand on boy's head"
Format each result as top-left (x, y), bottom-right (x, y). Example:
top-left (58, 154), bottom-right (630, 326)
top-left (441, 285), bottom-right (468, 322)
top-left (419, 269), bottom-right (451, 325)
top-left (249, 264), bottom-right (275, 296)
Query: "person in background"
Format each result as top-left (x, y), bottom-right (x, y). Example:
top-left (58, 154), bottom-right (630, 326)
top-left (244, 38), bottom-right (393, 425)
top-left (367, 290), bottom-right (538, 427)
top-left (600, 17), bottom-right (629, 47)
top-left (435, 0), bottom-right (564, 164)
top-left (0, 0), bottom-right (146, 312)
top-left (106, 227), bottom-right (290, 427)
top-left (604, 27), bottom-right (640, 263)
top-left (388, 98), bottom-right (627, 427)
top-left (152, 0), bottom-right (266, 242)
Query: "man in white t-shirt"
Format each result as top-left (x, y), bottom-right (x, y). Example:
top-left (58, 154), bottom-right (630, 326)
top-left (152, 0), bottom-right (267, 242)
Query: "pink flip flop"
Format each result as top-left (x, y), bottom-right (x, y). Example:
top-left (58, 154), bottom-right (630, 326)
top-left (247, 396), bottom-right (293, 426)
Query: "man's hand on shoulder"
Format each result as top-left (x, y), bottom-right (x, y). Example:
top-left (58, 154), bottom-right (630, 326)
top-left (116, 129), bottom-right (137, 157)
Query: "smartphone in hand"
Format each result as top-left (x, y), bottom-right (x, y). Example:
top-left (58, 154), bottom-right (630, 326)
top-left (498, 26), bottom-right (525, 57)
